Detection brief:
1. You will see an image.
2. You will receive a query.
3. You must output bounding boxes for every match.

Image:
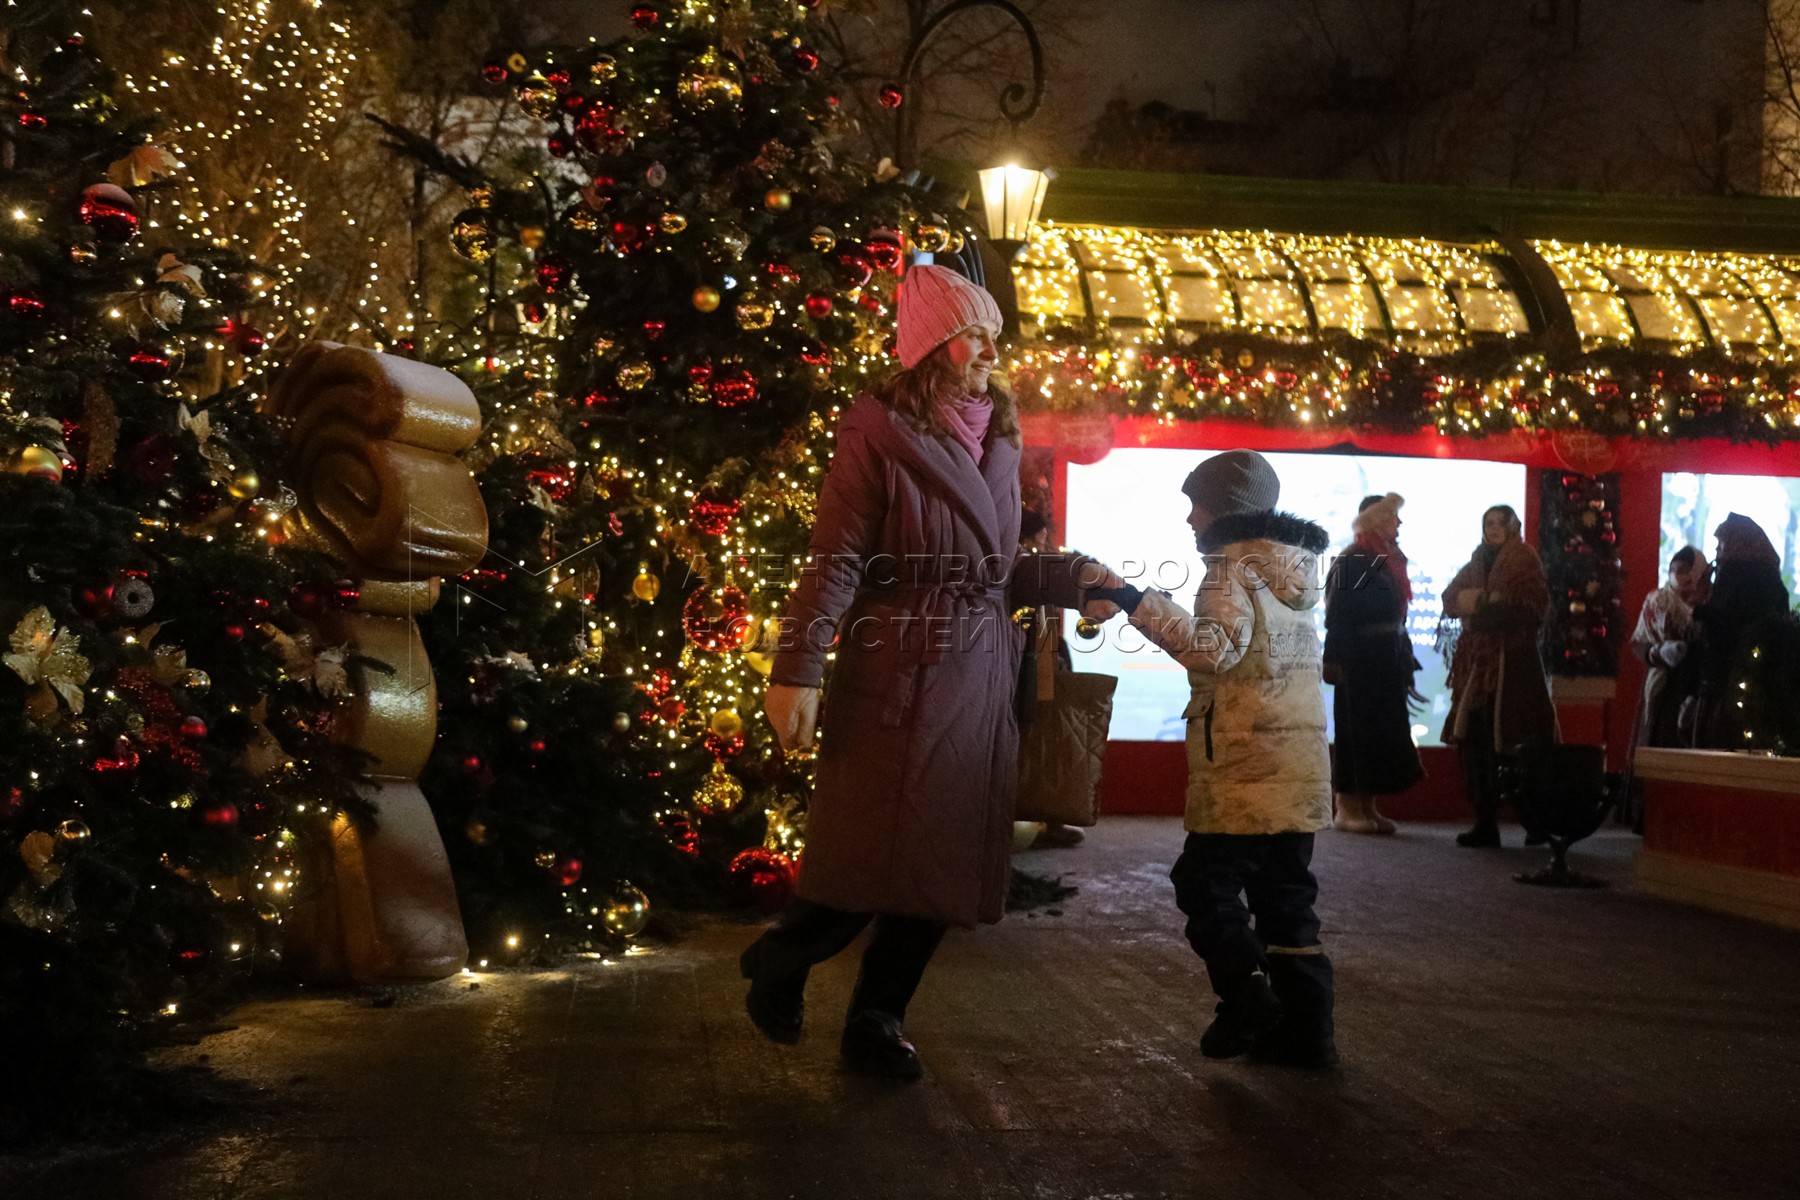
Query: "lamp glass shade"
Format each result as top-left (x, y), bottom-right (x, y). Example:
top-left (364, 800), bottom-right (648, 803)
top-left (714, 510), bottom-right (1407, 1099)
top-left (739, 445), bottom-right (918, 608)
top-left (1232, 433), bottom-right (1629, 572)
top-left (978, 164), bottom-right (1051, 243)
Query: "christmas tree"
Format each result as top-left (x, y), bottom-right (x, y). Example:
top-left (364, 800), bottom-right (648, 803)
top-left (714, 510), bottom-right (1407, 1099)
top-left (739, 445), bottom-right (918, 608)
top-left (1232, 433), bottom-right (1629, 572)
top-left (391, 0), bottom-right (975, 958)
top-left (0, 4), bottom-right (360, 1140)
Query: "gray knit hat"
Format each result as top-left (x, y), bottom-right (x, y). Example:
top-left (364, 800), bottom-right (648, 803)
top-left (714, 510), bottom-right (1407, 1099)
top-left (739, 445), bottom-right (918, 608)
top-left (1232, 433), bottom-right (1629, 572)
top-left (1181, 449), bottom-right (1280, 516)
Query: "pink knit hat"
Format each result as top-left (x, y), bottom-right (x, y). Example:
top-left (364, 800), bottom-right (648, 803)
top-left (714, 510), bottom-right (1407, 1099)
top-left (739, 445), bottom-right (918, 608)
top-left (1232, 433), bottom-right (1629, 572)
top-left (894, 263), bottom-right (1003, 369)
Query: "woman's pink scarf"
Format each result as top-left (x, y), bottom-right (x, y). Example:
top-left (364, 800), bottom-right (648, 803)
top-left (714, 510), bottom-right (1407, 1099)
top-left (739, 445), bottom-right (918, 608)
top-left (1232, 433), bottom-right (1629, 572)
top-left (942, 395), bottom-right (993, 465)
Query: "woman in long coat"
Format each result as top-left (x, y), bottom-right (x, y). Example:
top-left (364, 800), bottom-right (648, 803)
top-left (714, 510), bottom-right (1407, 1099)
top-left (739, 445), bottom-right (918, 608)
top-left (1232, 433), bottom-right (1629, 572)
top-left (1441, 504), bottom-right (1557, 848)
top-left (1324, 493), bottom-right (1423, 835)
top-left (745, 264), bottom-right (1111, 1079)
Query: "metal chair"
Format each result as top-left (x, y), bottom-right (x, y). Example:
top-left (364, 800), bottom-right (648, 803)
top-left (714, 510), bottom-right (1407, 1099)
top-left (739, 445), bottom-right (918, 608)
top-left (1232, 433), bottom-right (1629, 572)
top-left (1498, 743), bottom-right (1621, 888)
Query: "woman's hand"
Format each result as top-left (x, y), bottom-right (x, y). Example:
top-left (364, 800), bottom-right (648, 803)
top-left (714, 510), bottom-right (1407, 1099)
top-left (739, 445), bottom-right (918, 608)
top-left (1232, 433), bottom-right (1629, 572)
top-left (765, 684), bottom-right (820, 752)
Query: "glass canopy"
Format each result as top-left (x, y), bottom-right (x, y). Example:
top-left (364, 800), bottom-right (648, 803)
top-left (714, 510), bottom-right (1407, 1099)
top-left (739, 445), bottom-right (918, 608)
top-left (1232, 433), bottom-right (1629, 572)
top-left (1014, 225), bottom-right (1800, 354)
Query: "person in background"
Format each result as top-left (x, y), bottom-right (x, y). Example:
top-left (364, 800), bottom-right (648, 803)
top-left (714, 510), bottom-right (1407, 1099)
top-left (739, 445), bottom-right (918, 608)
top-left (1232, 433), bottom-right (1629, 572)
top-left (1018, 508), bottom-right (1084, 849)
top-left (749, 264), bottom-right (1124, 1080)
top-left (1690, 513), bottom-right (1789, 749)
top-left (1630, 545), bottom-right (1706, 749)
top-left (1323, 493), bottom-right (1423, 835)
top-left (1440, 504), bottom-right (1557, 849)
top-left (1086, 450), bottom-right (1339, 1069)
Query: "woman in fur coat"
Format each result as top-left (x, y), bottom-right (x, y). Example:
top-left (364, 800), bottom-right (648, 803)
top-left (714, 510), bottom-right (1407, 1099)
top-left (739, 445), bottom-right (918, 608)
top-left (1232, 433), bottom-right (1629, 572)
top-left (1440, 504), bottom-right (1557, 848)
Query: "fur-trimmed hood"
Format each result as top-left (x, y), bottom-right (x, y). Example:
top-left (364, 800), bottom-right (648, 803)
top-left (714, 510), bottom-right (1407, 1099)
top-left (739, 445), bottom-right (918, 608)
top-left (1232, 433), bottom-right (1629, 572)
top-left (1200, 509), bottom-right (1331, 555)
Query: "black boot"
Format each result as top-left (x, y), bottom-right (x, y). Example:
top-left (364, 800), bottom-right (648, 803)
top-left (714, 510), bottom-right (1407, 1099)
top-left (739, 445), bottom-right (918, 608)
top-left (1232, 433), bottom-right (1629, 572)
top-left (739, 935), bottom-right (804, 1044)
top-left (1456, 822), bottom-right (1501, 848)
top-left (1251, 952), bottom-right (1338, 1069)
top-left (840, 1009), bottom-right (922, 1080)
top-left (1199, 969), bottom-right (1284, 1060)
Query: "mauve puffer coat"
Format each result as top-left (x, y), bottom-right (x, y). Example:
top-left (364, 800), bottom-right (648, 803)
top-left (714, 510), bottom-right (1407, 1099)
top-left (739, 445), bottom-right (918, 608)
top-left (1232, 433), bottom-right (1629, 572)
top-left (771, 395), bottom-right (1090, 927)
top-left (1128, 510), bottom-right (1334, 836)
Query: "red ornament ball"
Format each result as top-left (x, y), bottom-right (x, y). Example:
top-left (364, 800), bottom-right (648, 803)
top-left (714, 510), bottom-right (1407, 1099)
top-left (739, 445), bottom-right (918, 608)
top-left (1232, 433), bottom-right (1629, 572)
top-left (554, 855), bottom-right (584, 886)
top-left (728, 848), bottom-right (798, 914)
top-left (642, 318), bottom-right (667, 340)
top-left (793, 46), bottom-right (820, 73)
top-left (804, 293), bottom-right (834, 319)
top-left (460, 754), bottom-right (484, 775)
top-left (180, 715), bottom-right (209, 741)
top-left (79, 183), bottom-right (139, 243)
top-left (170, 942), bottom-right (211, 974)
top-left (799, 342), bottom-right (833, 367)
top-left (6, 290), bottom-right (48, 320)
top-left (535, 254), bottom-right (574, 294)
top-left (577, 104), bottom-right (622, 153)
top-left (878, 83), bottom-right (905, 109)
top-left (481, 61), bottom-right (511, 85)
top-left (17, 109), bottom-right (48, 130)
top-left (865, 237), bottom-right (903, 273)
top-left (682, 583), bottom-right (751, 652)
top-left (527, 736), bottom-right (548, 755)
top-left (72, 574), bottom-right (116, 619)
top-left (127, 342), bottom-right (178, 381)
top-left (223, 621), bottom-right (247, 642)
top-left (630, 4), bottom-right (662, 30)
top-left (545, 67), bottom-right (573, 93)
top-left (656, 809), bottom-right (700, 857)
top-left (687, 362), bottom-right (714, 386)
top-left (548, 131), bottom-right (577, 158)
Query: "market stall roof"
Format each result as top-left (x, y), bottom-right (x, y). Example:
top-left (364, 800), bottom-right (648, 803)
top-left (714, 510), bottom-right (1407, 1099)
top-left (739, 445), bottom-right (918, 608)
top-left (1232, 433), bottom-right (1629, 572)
top-left (989, 168), bottom-right (1800, 355)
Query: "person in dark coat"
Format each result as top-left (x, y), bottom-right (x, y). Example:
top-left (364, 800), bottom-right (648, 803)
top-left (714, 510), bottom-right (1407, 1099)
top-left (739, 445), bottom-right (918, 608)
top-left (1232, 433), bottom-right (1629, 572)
top-left (1441, 504), bottom-right (1558, 848)
top-left (1324, 492), bottom-right (1424, 835)
top-left (1691, 513), bottom-right (1790, 749)
top-left (745, 264), bottom-right (1123, 1080)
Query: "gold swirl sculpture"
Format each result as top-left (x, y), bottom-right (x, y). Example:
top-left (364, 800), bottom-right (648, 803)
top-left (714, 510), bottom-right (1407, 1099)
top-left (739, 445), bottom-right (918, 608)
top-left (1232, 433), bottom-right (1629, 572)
top-left (266, 343), bottom-right (488, 983)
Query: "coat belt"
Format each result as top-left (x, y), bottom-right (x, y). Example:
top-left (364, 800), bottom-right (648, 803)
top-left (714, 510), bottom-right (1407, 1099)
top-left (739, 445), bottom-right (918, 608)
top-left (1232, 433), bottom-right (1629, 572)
top-left (876, 580), bottom-right (1007, 727)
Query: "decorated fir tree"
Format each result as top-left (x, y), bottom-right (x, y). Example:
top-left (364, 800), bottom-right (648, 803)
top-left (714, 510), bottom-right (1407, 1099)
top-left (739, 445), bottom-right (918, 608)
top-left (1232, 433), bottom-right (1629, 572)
top-left (0, 4), bottom-right (360, 1138)
top-left (394, 0), bottom-right (975, 958)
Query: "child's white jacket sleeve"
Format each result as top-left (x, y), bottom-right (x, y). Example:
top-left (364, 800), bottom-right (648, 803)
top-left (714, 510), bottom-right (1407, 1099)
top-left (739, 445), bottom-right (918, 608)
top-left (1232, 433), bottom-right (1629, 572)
top-left (1126, 558), bottom-right (1255, 675)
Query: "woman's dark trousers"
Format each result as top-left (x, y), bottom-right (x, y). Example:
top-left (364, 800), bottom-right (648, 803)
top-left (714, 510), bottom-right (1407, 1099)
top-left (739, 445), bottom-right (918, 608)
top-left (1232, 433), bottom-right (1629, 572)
top-left (756, 900), bottom-right (947, 1021)
top-left (1459, 705), bottom-right (1502, 839)
top-left (1170, 831), bottom-right (1334, 1055)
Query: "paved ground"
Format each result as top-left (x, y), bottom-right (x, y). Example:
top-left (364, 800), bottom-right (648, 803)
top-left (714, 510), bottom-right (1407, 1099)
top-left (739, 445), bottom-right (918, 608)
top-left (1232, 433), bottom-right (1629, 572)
top-left (5, 817), bottom-right (1799, 1200)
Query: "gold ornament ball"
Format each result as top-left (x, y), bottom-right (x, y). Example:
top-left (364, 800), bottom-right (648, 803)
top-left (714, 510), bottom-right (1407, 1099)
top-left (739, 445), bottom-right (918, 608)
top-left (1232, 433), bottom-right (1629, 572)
top-left (468, 185), bottom-right (494, 209)
top-left (709, 709), bottom-right (744, 739)
top-left (693, 763), bottom-right (745, 814)
top-left (616, 360), bottom-right (654, 390)
top-left (692, 285), bottom-right (722, 313)
top-left (181, 669), bottom-right (211, 696)
top-left (1075, 617), bottom-right (1103, 640)
top-left (465, 816), bottom-right (493, 846)
top-left (810, 225), bottom-right (836, 252)
top-left (451, 209), bottom-right (496, 263)
top-left (611, 711), bottom-right (632, 734)
top-left (602, 884), bottom-right (651, 938)
top-left (586, 627), bottom-right (606, 652)
top-left (734, 294), bottom-right (774, 330)
top-left (515, 74), bottom-right (559, 120)
top-left (632, 570), bottom-right (662, 602)
top-left (591, 335), bottom-right (615, 358)
top-left (519, 225), bottom-right (546, 251)
top-left (914, 224), bottom-right (951, 254)
top-left (946, 230), bottom-right (966, 254)
top-left (534, 849), bottom-right (558, 870)
top-left (764, 188), bottom-right (794, 213)
top-left (507, 715), bottom-right (530, 733)
top-left (659, 211), bottom-right (689, 234)
top-left (227, 467), bottom-right (260, 500)
top-left (56, 819), bottom-right (92, 846)
top-left (10, 445), bottom-right (64, 482)
top-left (590, 54), bottom-right (617, 83)
top-left (679, 48), bottom-right (744, 112)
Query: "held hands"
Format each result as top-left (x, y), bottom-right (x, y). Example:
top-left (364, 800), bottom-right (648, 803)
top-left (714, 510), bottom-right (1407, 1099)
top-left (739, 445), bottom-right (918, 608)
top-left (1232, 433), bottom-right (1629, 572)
top-left (1079, 564), bottom-right (1137, 622)
top-left (1656, 640), bottom-right (1689, 668)
top-left (764, 683), bottom-right (820, 753)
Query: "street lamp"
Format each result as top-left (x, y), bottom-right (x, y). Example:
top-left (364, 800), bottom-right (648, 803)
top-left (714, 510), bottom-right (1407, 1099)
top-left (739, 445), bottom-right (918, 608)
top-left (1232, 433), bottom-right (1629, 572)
top-left (977, 161), bottom-right (1054, 262)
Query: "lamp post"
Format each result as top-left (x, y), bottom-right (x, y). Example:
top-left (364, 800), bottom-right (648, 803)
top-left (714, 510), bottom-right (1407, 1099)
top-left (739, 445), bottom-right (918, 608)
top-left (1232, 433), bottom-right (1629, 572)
top-left (887, 1), bottom-right (1050, 332)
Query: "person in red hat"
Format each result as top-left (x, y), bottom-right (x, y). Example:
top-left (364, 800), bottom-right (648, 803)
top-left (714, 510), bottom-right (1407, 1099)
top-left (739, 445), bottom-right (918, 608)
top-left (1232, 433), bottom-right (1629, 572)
top-left (744, 264), bottom-right (1126, 1079)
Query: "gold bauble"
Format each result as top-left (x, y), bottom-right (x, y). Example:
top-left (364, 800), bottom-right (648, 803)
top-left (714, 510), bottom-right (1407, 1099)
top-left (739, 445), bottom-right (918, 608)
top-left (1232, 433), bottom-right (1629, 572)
top-left (693, 762), bottom-right (744, 814)
top-left (734, 293), bottom-right (774, 330)
top-left (586, 626), bottom-right (606, 652)
top-left (632, 570), bottom-right (661, 602)
top-left (519, 225), bottom-right (546, 250)
top-left (611, 711), bottom-right (632, 734)
top-left (515, 74), bottom-right (559, 120)
top-left (764, 187), bottom-right (793, 213)
top-left (946, 230), bottom-right (966, 253)
top-left (468, 185), bottom-right (494, 209)
top-left (591, 335), bottom-right (615, 358)
top-left (1075, 617), bottom-right (1102, 640)
top-left (914, 224), bottom-right (951, 254)
top-left (56, 819), bottom-right (92, 846)
top-left (10, 445), bottom-right (64, 482)
top-left (227, 467), bottom-right (260, 499)
top-left (465, 815), bottom-right (493, 846)
top-left (709, 709), bottom-right (744, 739)
top-left (659, 211), bottom-right (689, 234)
top-left (810, 225), bottom-right (835, 252)
top-left (679, 48), bottom-right (744, 113)
top-left (590, 54), bottom-right (617, 83)
top-left (534, 849), bottom-right (557, 870)
top-left (181, 669), bottom-right (211, 696)
top-left (692, 285), bottom-right (722, 313)
top-left (602, 884), bottom-right (650, 938)
top-left (616, 360), bottom-right (654, 390)
top-left (450, 208), bottom-right (496, 263)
